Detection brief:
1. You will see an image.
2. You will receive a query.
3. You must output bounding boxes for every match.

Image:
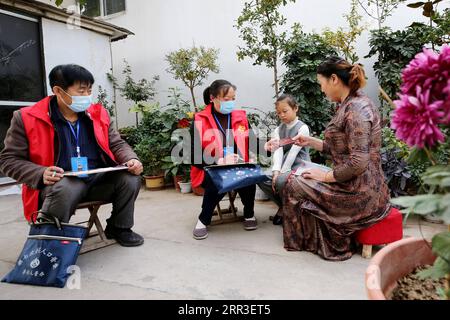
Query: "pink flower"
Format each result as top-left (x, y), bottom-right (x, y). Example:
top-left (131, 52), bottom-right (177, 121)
top-left (391, 86), bottom-right (445, 148)
top-left (401, 45), bottom-right (450, 101)
top-left (443, 79), bottom-right (450, 125)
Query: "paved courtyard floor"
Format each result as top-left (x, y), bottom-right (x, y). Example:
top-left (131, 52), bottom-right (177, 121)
top-left (0, 187), bottom-right (446, 300)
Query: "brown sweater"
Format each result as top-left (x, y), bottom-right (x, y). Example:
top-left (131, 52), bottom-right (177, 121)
top-left (0, 108), bottom-right (138, 190)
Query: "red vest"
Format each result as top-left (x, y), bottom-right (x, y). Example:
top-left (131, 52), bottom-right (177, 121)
top-left (190, 104), bottom-right (250, 188)
top-left (20, 96), bottom-right (116, 221)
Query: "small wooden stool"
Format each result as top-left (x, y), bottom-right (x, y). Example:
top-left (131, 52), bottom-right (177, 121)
top-left (355, 207), bottom-right (403, 259)
top-left (211, 191), bottom-right (243, 225)
top-left (76, 201), bottom-right (117, 254)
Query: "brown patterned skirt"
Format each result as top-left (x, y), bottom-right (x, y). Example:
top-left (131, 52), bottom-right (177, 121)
top-left (281, 173), bottom-right (390, 261)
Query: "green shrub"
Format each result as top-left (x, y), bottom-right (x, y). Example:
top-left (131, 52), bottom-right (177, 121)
top-left (280, 26), bottom-right (337, 136)
top-left (366, 25), bottom-right (433, 123)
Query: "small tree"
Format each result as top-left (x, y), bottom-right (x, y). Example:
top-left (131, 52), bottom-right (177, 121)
top-left (322, 0), bottom-right (367, 64)
top-left (109, 60), bottom-right (159, 127)
top-left (166, 46), bottom-right (219, 112)
top-left (281, 25), bottom-right (338, 137)
top-left (96, 85), bottom-right (114, 118)
top-left (356, 0), bottom-right (406, 30)
top-left (52, 0), bottom-right (87, 7)
top-left (235, 0), bottom-right (296, 99)
top-left (407, 0), bottom-right (449, 49)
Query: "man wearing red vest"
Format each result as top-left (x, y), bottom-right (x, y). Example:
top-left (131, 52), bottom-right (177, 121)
top-left (190, 80), bottom-right (257, 240)
top-left (0, 64), bottom-right (144, 247)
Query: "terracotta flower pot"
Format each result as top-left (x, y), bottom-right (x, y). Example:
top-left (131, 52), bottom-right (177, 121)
top-left (365, 237), bottom-right (436, 300)
top-left (143, 175), bottom-right (165, 191)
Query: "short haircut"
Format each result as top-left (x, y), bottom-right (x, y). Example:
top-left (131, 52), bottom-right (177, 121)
top-left (276, 93), bottom-right (299, 110)
top-left (49, 64), bottom-right (95, 90)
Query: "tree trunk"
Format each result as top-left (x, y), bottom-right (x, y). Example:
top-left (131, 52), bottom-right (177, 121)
top-left (273, 54), bottom-right (279, 99)
top-left (189, 86), bottom-right (198, 112)
top-left (135, 112), bottom-right (139, 128)
top-left (376, 0), bottom-right (382, 31)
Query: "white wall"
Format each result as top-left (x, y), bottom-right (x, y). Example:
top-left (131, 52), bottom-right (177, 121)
top-left (106, 0), bottom-right (434, 128)
top-left (41, 18), bottom-right (114, 116)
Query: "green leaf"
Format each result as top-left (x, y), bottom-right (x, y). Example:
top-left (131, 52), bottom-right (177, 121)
top-left (432, 232), bottom-right (450, 261)
top-left (390, 194), bottom-right (441, 208)
top-left (424, 165), bottom-right (450, 175)
top-left (440, 177), bottom-right (450, 188)
top-left (418, 257), bottom-right (450, 279)
top-left (413, 198), bottom-right (440, 214)
top-left (407, 147), bottom-right (430, 164)
top-left (407, 2), bottom-right (426, 9)
top-left (436, 287), bottom-right (449, 300)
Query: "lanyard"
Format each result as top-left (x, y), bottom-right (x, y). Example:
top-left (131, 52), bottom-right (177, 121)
top-left (67, 120), bottom-right (81, 157)
top-left (213, 113), bottom-right (231, 146)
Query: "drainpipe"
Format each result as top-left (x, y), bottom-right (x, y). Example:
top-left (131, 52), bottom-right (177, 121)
top-left (109, 38), bottom-right (119, 130)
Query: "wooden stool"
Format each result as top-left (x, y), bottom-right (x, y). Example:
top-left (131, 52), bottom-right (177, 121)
top-left (355, 207), bottom-right (403, 259)
top-left (75, 201), bottom-right (117, 254)
top-left (211, 191), bottom-right (243, 225)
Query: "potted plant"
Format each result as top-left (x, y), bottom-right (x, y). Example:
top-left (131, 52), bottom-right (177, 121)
top-left (134, 105), bottom-right (173, 190)
top-left (166, 46), bottom-right (219, 112)
top-left (365, 237), bottom-right (437, 300)
top-left (108, 59), bottom-right (159, 127)
top-left (135, 136), bottom-right (167, 190)
top-left (178, 172), bottom-right (192, 194)
top-left (162, 156), bottom-right (192, 192)
top-left (366, 45), bottom-right (450, 300)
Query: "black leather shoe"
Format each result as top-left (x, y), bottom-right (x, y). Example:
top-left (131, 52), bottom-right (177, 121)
top-left (272, 214), bottom-right (283, 225)
top-left (105, 225), bottom-right (144, 247)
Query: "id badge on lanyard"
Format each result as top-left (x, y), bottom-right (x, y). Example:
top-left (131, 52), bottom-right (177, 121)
top-left (68, 121), bottom-right (88, 177)
top-left (214, 113), bottom-right (233, 158)
top-left (223, 146), bottom-right (234, 157)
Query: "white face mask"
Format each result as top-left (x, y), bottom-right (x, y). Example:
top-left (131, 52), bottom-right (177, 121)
top-left (59, 88), bottom-right (93, 112)
top-left (219, 100), bottom-right (236, 114)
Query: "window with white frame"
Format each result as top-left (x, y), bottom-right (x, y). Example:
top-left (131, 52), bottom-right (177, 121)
top-left (80, 0), bottom-right (126, 18)
top-left (0, 9), bottom-right (46, 162)
top-left (0, 10), bottom-right (45, 104)
top-left (0, 9), bottom-right (45, 156)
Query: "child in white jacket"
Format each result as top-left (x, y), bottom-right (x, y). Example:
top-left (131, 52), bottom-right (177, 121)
top-left (260, 94), bottom-right (311, 225)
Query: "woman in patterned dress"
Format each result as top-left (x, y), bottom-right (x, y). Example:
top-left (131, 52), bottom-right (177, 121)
top-left (280, 56), bottom-right (391, 261)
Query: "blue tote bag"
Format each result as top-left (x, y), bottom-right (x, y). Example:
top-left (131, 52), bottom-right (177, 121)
top-left (205, 163), bottom-right (269, 193)
top-left (2, 215), bottom-right (88, 288)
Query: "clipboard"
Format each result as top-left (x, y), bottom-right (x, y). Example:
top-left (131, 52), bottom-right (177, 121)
top-left (63, 165), bottom-right (129, 177)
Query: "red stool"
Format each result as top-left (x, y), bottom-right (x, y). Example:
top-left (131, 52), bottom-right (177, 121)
top-left (355, 207), bottom-right (403, 258)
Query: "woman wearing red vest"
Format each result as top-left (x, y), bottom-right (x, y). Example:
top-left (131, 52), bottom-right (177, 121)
top-left (190, 80), bottom-right (257, 240)
top-left (0, 64), bottom-right (145, 247)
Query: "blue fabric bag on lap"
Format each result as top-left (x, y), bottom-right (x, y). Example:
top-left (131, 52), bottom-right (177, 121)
top-left (2, 215), bottom-right (87, 288)
top-left (205, 163), bottom-right (269, 193)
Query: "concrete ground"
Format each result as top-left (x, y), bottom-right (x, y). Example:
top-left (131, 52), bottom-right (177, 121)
top-left (0, 187), bottom-right (446, 300)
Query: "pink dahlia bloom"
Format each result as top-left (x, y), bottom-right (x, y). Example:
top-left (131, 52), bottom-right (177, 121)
top-left (443, 79), bottom-right (450, 125)
top-left (391, 87), bottom-right (445, 148)
top-left (401, 45), bottom-right (450, 101)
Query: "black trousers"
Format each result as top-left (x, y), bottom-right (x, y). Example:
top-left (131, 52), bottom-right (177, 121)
top-left (39, 171), bottom-right (141, 228)
top-left (199, 174), bottom-right (256, 226)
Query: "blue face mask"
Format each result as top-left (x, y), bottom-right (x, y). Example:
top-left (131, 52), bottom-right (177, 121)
top-left (60, 89), bottom-right (93, 113)
top-left (219, 100), bottom-right (236, 114)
